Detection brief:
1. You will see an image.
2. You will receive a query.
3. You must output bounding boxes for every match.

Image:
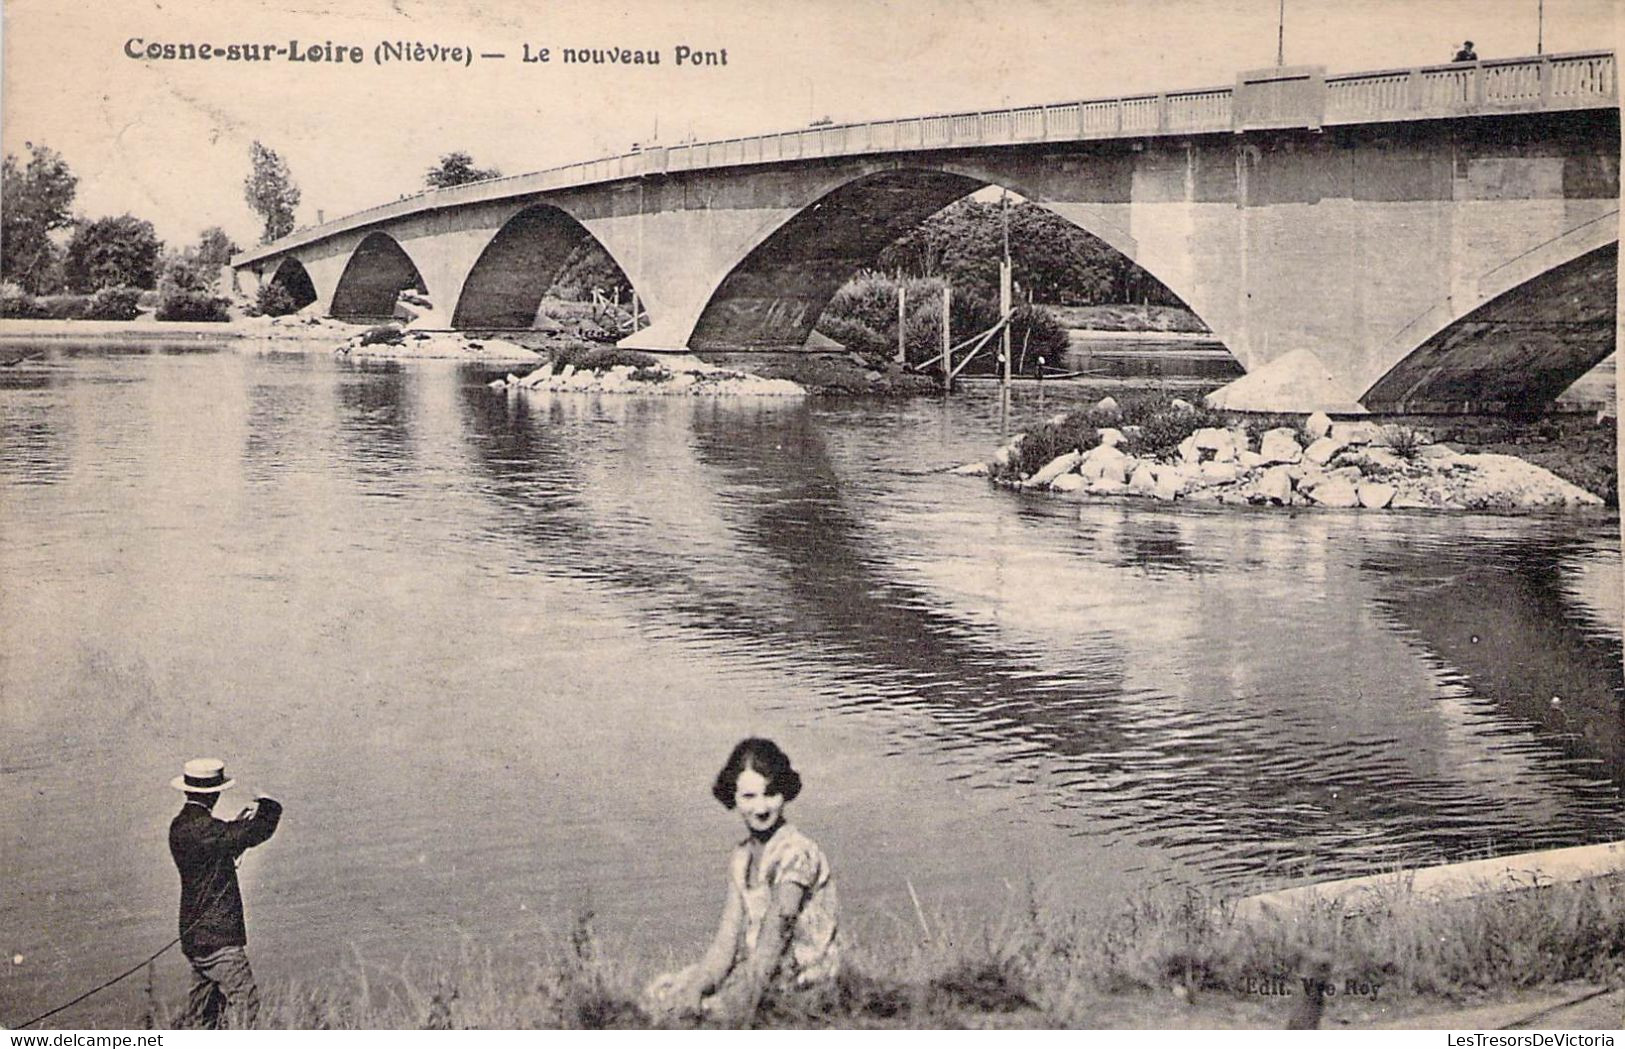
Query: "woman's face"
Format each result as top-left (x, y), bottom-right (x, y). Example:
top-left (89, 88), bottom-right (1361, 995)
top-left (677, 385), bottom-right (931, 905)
top-left (733, 766), bottom-right (785, 835)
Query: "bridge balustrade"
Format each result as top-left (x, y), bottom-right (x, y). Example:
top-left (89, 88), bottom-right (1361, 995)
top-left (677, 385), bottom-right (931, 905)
top-left (1551, 52), bottom-right (1615, 98)
top-left (1044, 102), bottom-right (1082, 139)
top-left (1012, 107), bottom-right (1045, 140)
top-left (1120, 96), bottom-right (1161, 132)
top-left (1168, 89), bottom-right (1232, 131)
top-left (1079, 100), bottom-right (1118, 135)
top-left (232, 50), bottom-right (1617, 268)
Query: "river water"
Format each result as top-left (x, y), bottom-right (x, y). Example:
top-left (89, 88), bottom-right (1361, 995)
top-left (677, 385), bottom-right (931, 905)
top-left (2, 342), bottom-right (1621, 1026)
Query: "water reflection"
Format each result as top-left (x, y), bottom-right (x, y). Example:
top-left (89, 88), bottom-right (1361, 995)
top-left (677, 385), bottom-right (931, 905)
top-left (1, 344), bottom-right (1620, 1027)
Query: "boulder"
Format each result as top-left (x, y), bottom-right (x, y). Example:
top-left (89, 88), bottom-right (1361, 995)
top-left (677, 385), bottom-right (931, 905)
top-left (1097, 427), bottom-right (1126, 449)
top-left (1199, 461), bottom-right (1241, 484)
top-left (1304, 437), bottom-right (1344, 465)
top-left (1330, 465), bottom-right (1365, 481)
top-left (1024, 450), bottom-right (1083, 488)
top-left (1258, 428), bottom-right (1304, 465)
top-left (1258, 466), bottom-right (1293, 504)
top-left (519, 363), bottom-right (555, 388)
top-left (1416, 444), bottom-right (1458, 461)
top-left (558, 364), bottom-right (577, 379)
top-left (1237, 450), bottom-right (1265, 469)
top-left (1350, 447), bottom-right (1404, 472)
top-left (1357, 482), bottom-right (1396, 509)
top-left (1169, 398), bottom-right (1195, 412)
top-left (1095, 396), bottom-right (1119, 413)
top-left (1085, 477), bottom-right (1130, 496)
top-left (1178, 435), bottom-right (1201, 465)
top-left (1192, 427), bottom-right (1236, 461)
top-left (1304, 411), bottom-right (1333, 439)
top-left (1080, 444), bottom-right (1134, 485)
top-left (1293, 466), bottom-right (1328, 490)
top-left (1129, 464), bottom-right (1158, 493)
top-left (1331, 421), bottom-right (1385, 447)
top-left (992, 435), bottom-right (1025, 466)
top-left (951, 461), bottom-right (991, 476)
top-left (1050, 473), bottom-right (1086, 493)
top-left (487, 378), bottom-right (508, 389)
top-left (1308, 477), bottom-right (1359, 507)
top-left (1152, 475), bottom-right (1181, 501)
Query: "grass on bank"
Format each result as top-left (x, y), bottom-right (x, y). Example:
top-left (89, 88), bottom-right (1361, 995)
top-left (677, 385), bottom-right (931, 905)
top-left (131, 877), bottom-right (1625, 1029)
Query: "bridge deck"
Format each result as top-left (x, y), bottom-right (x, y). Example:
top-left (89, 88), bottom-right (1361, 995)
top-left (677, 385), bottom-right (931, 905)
top-left (234, 49), bottom-right (1616, 267)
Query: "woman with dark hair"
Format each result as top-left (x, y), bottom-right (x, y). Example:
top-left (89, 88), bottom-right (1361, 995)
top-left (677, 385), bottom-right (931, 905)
top-left (644, 738), bottom-right (840, 1024)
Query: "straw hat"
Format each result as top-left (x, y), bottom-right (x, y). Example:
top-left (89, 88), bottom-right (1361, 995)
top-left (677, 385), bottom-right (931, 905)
top-left (171, 758), bottom-right (236, 793)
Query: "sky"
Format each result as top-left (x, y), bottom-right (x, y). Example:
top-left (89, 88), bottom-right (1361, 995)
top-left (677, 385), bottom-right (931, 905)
top-left (2, 0), bottom-right (1618, 250)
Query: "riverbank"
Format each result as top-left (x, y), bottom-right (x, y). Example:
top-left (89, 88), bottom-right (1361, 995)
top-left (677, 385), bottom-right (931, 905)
top-left (1048, 304), bottom-right (1209, 334)
top-left (975, 395), bottom-right (1616, 511)
top-left (112, 870), bottom-right (1621, 1030)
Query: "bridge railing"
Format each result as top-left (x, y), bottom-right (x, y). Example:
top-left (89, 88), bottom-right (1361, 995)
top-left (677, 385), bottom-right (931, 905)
top-left (1324, 50), bottom-right (1616, 122)
top-left (234, 49), bottom-right (1616, 267)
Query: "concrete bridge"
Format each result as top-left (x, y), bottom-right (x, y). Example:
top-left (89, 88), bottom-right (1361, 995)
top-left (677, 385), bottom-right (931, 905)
top-left (233, 51), bottom-right (1620, 412)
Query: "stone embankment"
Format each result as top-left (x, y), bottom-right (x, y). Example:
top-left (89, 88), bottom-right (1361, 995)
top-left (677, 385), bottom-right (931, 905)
top-left (969, 406), bottom-right (1601, 511)
top-left (489, 356), bottom-right (806, 397)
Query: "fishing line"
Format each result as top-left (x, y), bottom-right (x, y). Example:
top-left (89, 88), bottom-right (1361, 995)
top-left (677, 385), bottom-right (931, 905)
top-left (9, 855), bottom-right (246, 1029)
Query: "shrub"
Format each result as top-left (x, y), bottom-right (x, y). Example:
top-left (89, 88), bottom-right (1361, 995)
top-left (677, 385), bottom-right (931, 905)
top-left (1007, 304), bottom-right (1069, 365)
top-left (0, 282), bottom-right (43, 318)
top-left (156, 290), bottom-right (230, 322)
top-left (1383, 425), bottom-right (1427, 461)
top-left (252, 282), bottom-right (301, 317)
top-left (86, 285), bottom-right (142, 320)
top-left (547, 345), bottom-right (659, 372)
top-left (359, 324), bottom-right (405, 346)
top-left (1122, 404), bottom-right (1229, 460)
top-left (33, 293), bottom-right (93, 320)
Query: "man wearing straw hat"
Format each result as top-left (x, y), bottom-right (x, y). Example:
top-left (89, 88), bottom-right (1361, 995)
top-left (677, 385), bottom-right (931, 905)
top-left (168, 758), bottom-right (283, 1029)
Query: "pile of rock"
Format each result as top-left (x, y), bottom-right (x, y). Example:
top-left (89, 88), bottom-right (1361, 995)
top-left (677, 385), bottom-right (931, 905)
top-left (339, 327), bottom-right (540, 361)
top-left (488, 357), bottom-right (806, 397)
top-left (984, 409), bottom-right (1600, 512)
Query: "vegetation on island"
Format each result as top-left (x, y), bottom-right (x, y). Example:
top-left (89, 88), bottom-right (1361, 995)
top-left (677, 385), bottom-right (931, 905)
top-left (993, 394), bottom-right (1617, 508)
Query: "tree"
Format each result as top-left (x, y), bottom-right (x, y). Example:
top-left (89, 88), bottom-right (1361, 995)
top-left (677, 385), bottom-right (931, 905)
top-left (243, 141), bottom-right (300, 244)
top-left (425, 151), bottom-right (501, 188)
top-left (194, 227), bottom-right (241, 268)
top-left (1, 142), bottom-right (78, 293)
top-left (875, 197), bottom-right (1182, 307)
top-left (64, 214), bottom-right (162, 291)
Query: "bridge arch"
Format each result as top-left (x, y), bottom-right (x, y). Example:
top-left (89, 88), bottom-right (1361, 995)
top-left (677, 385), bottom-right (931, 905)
top-left (330, 232), bottom-right (428, 322)
top-left (685, 163), bottom-right (1216, 352)
top-left (452, 203), bottom-right (631, 329)
top-left (266, 257), bottom-right (319, 312)
top-left (1362, 237), bottom-right (1618, 413)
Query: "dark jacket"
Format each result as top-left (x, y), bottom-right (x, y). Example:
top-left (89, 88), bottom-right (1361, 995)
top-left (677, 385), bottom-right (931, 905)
top-left (169, 797), bottom-right (282, 957)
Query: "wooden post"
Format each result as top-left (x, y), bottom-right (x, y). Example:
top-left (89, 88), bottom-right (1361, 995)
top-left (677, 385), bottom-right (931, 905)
top-left (941, 284), bottom-right (952, 391)
top-left (631, 290), bottom-right (641, 331)
top-left (896, 283), bottom-right (907, 364)
top-left (999, 259), bottom-right (1013, 388)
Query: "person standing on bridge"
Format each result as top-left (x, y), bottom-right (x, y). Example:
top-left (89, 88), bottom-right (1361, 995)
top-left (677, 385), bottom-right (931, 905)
top-left (1453, 41), bottom-right (1478, 61)
top-left (168, 758), bottom-right (283, 1029)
